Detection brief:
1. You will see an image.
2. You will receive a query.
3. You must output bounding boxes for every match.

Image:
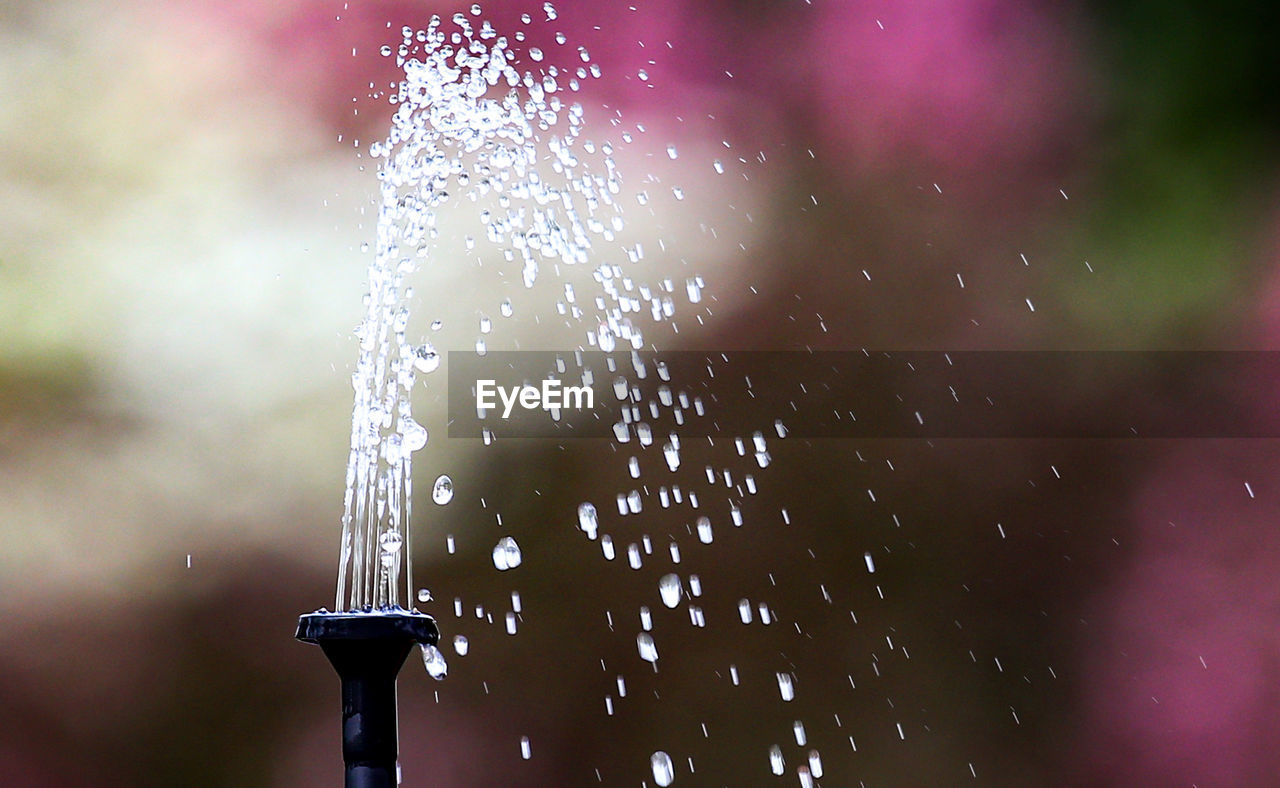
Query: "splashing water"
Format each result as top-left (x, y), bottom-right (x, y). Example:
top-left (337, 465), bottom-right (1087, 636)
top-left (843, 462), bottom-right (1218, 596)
top-left (327, 5), bottom-right (830, 785)
top-left (335, 7), bottom-right (614, 610)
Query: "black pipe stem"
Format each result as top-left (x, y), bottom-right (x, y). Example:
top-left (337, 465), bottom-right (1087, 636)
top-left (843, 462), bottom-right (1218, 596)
top-left (297, 609), bottom-right (440, 788)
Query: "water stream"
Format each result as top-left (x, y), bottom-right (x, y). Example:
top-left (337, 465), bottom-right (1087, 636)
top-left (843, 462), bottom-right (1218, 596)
top-left (334, 6), bottom-right (807, 783)
top-left (337, 5), bottom-right (620, 612)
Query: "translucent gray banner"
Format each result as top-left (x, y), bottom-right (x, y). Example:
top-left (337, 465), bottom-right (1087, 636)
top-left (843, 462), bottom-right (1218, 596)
top-left (445, 351), bottom-right (1280, 438)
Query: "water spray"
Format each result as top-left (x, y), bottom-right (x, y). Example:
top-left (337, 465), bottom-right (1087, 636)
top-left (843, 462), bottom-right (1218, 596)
top-left (297, 609), bottom-right (439, 787)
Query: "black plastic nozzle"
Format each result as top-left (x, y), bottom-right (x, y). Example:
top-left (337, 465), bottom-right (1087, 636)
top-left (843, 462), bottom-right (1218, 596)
top-left (297, 609), bottom-right (440, 788)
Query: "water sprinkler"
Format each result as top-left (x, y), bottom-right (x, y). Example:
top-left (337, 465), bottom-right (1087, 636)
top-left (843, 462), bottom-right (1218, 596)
top-left (297, 609), bottom-right (440, 788)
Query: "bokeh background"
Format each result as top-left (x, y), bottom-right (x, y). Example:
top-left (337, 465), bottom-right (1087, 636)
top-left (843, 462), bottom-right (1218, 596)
top-left (3, 0), bottom-right (1280, 785)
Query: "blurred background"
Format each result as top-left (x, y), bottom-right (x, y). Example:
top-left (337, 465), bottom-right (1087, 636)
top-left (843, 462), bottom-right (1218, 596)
top-left (3, 0), bottom-right (1280, 784)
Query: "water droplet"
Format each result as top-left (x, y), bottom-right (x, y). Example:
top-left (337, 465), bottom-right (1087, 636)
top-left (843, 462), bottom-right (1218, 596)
top-left (651, 751), bottom-right (675, 786)
top-left (379, 530), bottom-right (404, 553)
top-left (864, 551), bottom-right (876, 573)
top-left (663, 442), bottom-right (680, 471)
top-left (529, 47), bottom-right (544, 61)
top-left (432, 475), bottom-right (454, 505)
top-left (637, 632), bottom-right (659, 662)
top-left (808, 750), bottom-right (824, 778)
top-left (696, 516), bottom-right (713, 544)
top-left (658, 573), bottom-right (681, 608)
top-left (793, 721), bottom-right (807, 746)
top-left (500, 298), bottom-right (514, 317)
top-left (769, 745), bottom-right (785, 776)
top-left (520, 736), bottom-right (532, 759)
top-left (401, 418), bottom-right (429, 451)
top-left (738, 599), bottom-right (753, 624)
top-left (417, 588), bottom-right (433, 603)
top-left (421, 644), bottom-right (448, 679)
top-left (577, 502), bottom-right (598, 539)
top-left (666, 144), bottom-right (678, 160)
top-left (380, 45), bottom-right (393, 57)
top-left (413, 344), bottom-right (441, 373)
top-left (776, 672), bottom-right (795, 701)
top-left (492, 536), bottom-right (522, 570)
top-left (453, 635), bottom-right (470, 655)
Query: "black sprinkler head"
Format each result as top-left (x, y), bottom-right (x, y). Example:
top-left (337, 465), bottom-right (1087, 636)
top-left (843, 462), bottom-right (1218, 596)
top-left (297, 609), bottom-right (440, 788)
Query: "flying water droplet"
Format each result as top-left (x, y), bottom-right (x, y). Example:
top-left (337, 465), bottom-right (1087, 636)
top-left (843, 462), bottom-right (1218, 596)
top-left (651, 751), bottom-right (675, 786)
top-left (453, 635), bottom-right (469, 656)
top-left (421, 644), bottom-right (448, 679)
top-left (577, 502), bottom-right (599, 539)
top-left (696, 516), bottom-right (713, 544)
top-left (637, 632), bottom-right (659, 662)
top-left (769, 745), bottom-right (785, 776)
top-left (432, 475), bottom-right (454, 505)
top-left (413, 343), bottom-right (441, 373)
top-left (658, 573), bottom-right (682, 608)
top-left (663, 442), bottom-right (680, 471)
top-left (492, 536), bottom-right (523, 570)
top-left (776, 672), bottom-right (795, 701)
